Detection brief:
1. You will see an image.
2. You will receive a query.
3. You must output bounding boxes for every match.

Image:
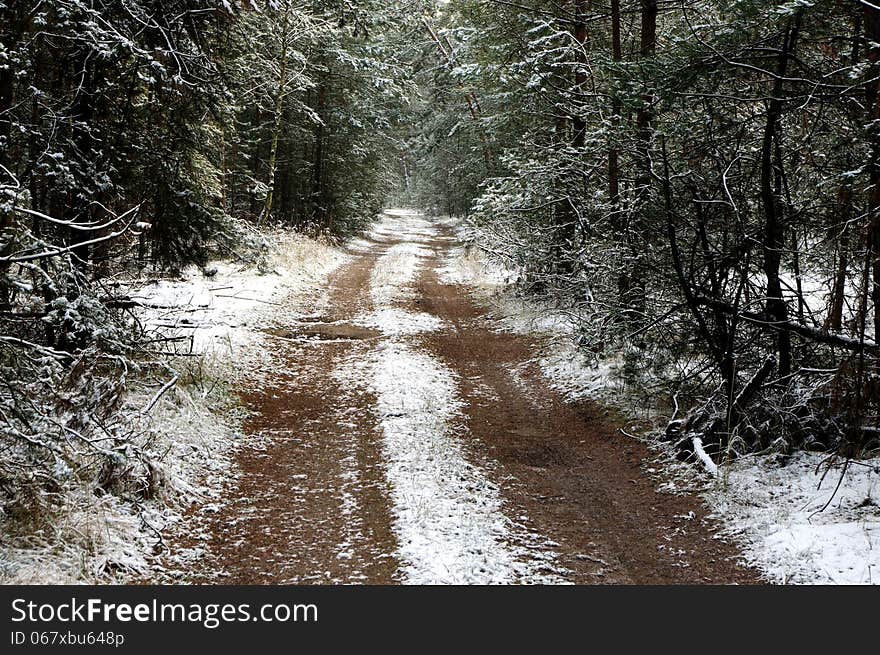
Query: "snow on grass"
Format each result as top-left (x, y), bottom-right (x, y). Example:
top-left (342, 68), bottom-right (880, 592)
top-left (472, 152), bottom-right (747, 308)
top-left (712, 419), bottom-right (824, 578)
top-left (339, 341), bottom-right (564, 584)
top-left (707, 453), bottom-right (880, 584)
top-left (439, 245), bottom-right (513, 290)
top-left (126, 231), bottom-right (344, 357)
top-left (0, 382), bottom-right (240, 585)
top-left (0, 492), bottom-right (151, 584)
top-left (538, 351), bottom-right (621, 402)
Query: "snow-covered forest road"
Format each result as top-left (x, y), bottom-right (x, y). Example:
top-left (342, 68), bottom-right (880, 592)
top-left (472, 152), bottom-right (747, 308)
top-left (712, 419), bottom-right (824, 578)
top-left (171, 211), bottom-right (758, 585)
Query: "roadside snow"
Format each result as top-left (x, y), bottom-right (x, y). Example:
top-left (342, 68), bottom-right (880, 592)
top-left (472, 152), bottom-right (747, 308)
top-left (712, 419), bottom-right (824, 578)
top-left (707, 453), bottom-right (880, 584)
top-left (439, 244), bottom-right (512, 289)
top-left (126, 232), bottom-right (344, 357)
top-left (0, 229), bottom-right (346, 585)
top-left (0, 492), bottom-right (152, 584)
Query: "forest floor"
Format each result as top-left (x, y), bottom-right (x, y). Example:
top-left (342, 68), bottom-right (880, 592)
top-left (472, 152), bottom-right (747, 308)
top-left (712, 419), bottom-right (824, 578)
top-left (162, 210), bottom-right (759, 584)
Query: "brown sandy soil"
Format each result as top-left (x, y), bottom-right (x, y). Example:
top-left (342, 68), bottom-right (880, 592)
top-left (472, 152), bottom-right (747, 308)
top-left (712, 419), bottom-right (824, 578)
top-left (166, 212), bottom-right (760, 585)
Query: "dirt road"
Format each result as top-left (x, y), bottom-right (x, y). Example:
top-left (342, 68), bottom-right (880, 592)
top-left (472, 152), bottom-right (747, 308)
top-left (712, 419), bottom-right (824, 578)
top-left (175, 211), bottom-right (758, 584)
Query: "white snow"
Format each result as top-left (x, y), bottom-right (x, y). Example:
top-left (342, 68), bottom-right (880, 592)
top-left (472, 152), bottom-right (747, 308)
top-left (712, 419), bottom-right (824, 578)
top-left (370, 242), bottom-right (433, 307)
top-left (127, 232), bottom-right (344, 357)
top-left (347, 237), bottom-right (376, 253)
top-left (692, 437), bottom-right (720, 477)
top-left (339, 341), bottom-right (565, 584)
top-left (438, 244), bottom-right (512, 289)
top-left (369, 343), bottom-right (517, 582)
top-left (369, 209), bottom-right (440, 244)
top-left (355, 307), bottom-right (445, 336)
top-left (707, 453), bottom-right (880, 584)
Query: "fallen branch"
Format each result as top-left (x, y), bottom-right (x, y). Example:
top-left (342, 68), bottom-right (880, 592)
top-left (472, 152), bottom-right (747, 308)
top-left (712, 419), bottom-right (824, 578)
top-left (143, 374), bottom-right (180, 414)
top-left (694, 295), bottom-right (879, 353)
top-left (214, 294), bottom-right (280, 305)
top-left (692, 437), bottom-right (719, 477)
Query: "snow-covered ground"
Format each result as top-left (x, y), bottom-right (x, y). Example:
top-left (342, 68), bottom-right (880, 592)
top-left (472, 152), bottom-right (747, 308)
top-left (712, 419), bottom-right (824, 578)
top-left (441, 218), bottom-right (880, 585)
top-left (707, 454), bottom-right (880, 584)
top-left (9, 210), bottom-right (873, 585)
top-left (124, 231), bottom-right (344, 357)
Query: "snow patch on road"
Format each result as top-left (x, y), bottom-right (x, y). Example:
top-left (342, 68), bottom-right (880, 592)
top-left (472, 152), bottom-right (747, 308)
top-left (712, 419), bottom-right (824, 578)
top-left (370, 210), bottom-right (440, 244)
top-left (347, 237), bottom-right (376, 253)
top-left (707, 453), bottom-right (880, 584)
top-left (356, 308), bottom-right (445, 336)
top-left (370, 242), bottom-right (433, 306)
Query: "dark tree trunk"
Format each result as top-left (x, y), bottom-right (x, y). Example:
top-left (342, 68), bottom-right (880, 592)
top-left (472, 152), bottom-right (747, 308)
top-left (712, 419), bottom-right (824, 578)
top-left (312, 83), bottom-right (327, 228)
top-left (571, 0), bottom-right (588, 150)
top-left (865, 6), bottom-right (880, 341)
top-left (827, 214), bottom-right (849, 333)
top-left (635, 0), bottom-right (658, 193)
top-left (826, 15), bottom-right (861, 334)
top-left (760, 17), bottom-right (801, 378)
top-left (608, 0), bottom-right (622, 211)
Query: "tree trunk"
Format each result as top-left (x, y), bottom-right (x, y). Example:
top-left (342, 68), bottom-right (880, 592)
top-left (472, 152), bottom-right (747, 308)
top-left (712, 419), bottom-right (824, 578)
top-left (865, 6), bottom-right (880, 341)
top-left (260, 8), bottom-right (291, 226)
top-left (312, 82), bottom-right (327, 227)
top-left (826, 17), bottom-right (861, 334)
top-left (622, 0), bottom-right (658, 324)
top-left (635, 0), bottom-right (658, 193)
top-left (571, 0), bottom-right (588, 150)
top-left (760, 17), bottom-right (801, 378)
top-left (608, 0), bottom-right (622, 211)
top-left (827, 223), bottom-right (849, 333)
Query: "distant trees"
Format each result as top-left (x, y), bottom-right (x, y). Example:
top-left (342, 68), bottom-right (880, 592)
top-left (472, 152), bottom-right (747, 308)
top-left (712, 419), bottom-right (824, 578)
top-left (413, 0), bottom-right (880, 459)
top-left (225, 0), bottom-right (414, 232)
